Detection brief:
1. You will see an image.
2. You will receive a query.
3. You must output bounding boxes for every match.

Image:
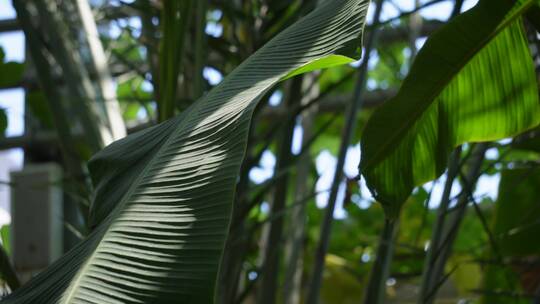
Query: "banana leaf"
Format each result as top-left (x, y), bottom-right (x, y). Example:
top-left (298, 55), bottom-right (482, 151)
top-left (4, 0), bottom-right (368, 303)
top-left (360, 0), bottom-right (540, 218)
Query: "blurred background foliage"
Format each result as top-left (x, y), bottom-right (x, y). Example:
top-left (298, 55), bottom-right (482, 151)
top-left (0, 0), bottom-right (539, 303)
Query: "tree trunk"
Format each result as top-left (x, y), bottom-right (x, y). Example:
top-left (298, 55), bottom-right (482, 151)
top-left (33, 0), bottom-right (116, 151)
top-left (75, 0), bottom-right (126, 141)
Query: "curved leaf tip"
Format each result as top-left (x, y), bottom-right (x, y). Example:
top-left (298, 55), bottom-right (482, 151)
top-left (3, 0), bottom-right (370, 303)
top-left (281, 54), bottom-right (357, 81)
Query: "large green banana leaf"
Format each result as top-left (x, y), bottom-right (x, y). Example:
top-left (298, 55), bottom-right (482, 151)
top-left (4, 0), bottom-right (368, 303)
top-left (359, 0), bottom-right (540, 218)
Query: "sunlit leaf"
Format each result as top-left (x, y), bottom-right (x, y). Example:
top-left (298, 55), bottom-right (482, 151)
top-left (360, 0), bottom-right (540, 218)
top-left (4, 0), bottom-right (368, 302)
top-left (0, 224), bottom-right (10, 255)
top-left (282, 54), bottom-right (356, 80)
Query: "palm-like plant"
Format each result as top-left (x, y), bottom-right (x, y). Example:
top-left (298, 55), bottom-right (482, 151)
top-left (3, 0), bottom-right (369, 302)
top-left (4, 0), bottom-right (540, 303)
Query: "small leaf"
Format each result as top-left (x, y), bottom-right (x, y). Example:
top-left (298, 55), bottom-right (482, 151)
top-left (0, 62), bottom-right (24, 87)
top-left (0, 224), bottom-right (10, 255)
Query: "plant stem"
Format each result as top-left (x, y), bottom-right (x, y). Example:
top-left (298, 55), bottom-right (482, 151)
top-left (193, 0), bottom-right (207, 99)
top-left (450, 0), bottom-right (465, 19)
top-left (33, 0), bottom-right (111, 151)
top-left (418, 143), bottom-right (488, 304)
top-left (361, 5), bottom-right (423, 300)
top-left (158, 1), bottom-right (193, 122)
top-left (417, 148), bottom-right (461, 303)
top-left (75, 0), bottom-right (126, 141)
top-left (139, 0), bottom-right (160, 103)
top-left (362, 219), bottom-right (399, 304)
top-left (306, 0), bottom-right (385, 302)
top-left (417, 3), bottom-right (470, 301)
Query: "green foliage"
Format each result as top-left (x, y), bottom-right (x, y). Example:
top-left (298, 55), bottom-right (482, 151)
top-left (476, 144), bottom-right (540, 303)
top-left (282, 55), bottom-right (356, 80)
top-left (8, 0), bottom-right (540, 302)
top-left (512, 127), bottom-right (540, 152)
top-left (360, 0), bottom-right (540, 218)
top-left (480, 165), bottom-right (540, 301)
top-left (320, 254), bottom-right (365, 303)
top-left (371, 41), bottom-right (408, 89)
top-left (318, 65), bottom-right (355, 93)
top-left (312, 113), bottom-right (343, 156)
top-left (0, 46), bottom-right (25, 88)
top-left (0, 225), bottom-right (10, 256)
top-left (3, 1), bottom-right (368, 302)
top-left (116, 75), bottom-right (153, 122)
top-left (110, 32), bottom-right (145, 63)
top-left (158, 1), bottom-right (193, 122)
top-left (482, 265), bottom-right (527, 304)
top-left (26, 91), bottom-right (54, 129)
top-left (448, 256), bottom-right (483, 295)
top-left (494, 167), bottom-right (540, 256)
top-left (0, 63), bottom-right (24, 88)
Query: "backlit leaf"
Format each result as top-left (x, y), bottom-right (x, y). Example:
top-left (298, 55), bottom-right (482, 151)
top-left (360, 0), bottom-right (540, 218)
